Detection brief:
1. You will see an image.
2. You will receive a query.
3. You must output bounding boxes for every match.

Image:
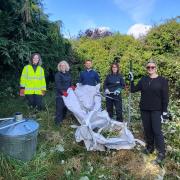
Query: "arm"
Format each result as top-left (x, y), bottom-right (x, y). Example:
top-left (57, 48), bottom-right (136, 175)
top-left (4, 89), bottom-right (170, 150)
top-left (162, 78), bottom-right (169, 112)
top-left (55, 73), bottom-right (64, 95)
top-left (130, 79), bottom-right (142, 93)
top-left (20, 66), bottom-right (27, 88)
top-left (95, 71), bottom-right (100, 84)
top-left (79, 72), bottom-right (83, 84)
top-left (41, 68), bottom-right (46, 91)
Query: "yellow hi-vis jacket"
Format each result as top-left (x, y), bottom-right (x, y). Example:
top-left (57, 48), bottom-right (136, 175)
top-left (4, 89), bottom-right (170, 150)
top-left (20, 65), bottom-right (46, 95)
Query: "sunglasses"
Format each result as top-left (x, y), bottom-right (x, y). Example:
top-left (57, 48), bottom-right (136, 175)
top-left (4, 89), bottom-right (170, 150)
top-left (146, 66), bottom-right (156, 70)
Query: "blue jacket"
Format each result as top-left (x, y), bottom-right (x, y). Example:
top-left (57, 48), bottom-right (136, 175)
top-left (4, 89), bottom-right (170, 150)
top-left (103, 73), bottom-right (125, 92)
top-left (79, 69), bottom-right (100, 86)
top-left (55, 71), bottom-right (72, 96)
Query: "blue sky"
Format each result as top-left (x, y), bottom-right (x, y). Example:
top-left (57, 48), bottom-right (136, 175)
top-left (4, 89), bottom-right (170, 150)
top-left (43, 0), bottom-right (180, 38)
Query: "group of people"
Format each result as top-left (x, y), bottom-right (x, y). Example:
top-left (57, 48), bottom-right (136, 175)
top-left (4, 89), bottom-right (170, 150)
top-left (20, 53), bottom-right (169, 164)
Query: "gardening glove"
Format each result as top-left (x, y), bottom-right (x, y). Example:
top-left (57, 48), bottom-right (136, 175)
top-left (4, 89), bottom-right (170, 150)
top-left (161, 112), bottom-right (168, 123)
top-left (105, 89), bottom-right (110, 95)
top-left (76, 83), bottom-right (82, 88)
top-left (114, 88), bottom-right (122, 95)
top-left (128, 72), bottom-right (134, 81)
top-left (41, 90), bottom-right (46, 96)
top-left (70, 85), bottom-right (76, 91)
top-left (62, 91), bottom-right (68, 97)
top-left (19, 88), bottom-right (25, 96)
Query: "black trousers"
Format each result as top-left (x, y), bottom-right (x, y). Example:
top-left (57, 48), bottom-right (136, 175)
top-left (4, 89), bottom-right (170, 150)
top-left (55, 96), bottom-right (67, 124)
top-left (106, 94), bottom-right (123, 122)
top-left (26, 95), bottom-right (43, 110)
top-left (141, 110), bottom-right (165, 155)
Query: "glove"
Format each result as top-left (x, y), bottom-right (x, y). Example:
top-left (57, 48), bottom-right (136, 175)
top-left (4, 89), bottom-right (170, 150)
top-left (105, 89), bottom-right (110, 95)
top-left (19, 88), bottom-right (25, 96)
top-left (161, 112), bottom-right (168, 123)
top-left (128, 72), bottom-right (134, 81)
top-left (114, 88), bottom-right (122, 95)
top-left (76, 83), bottom-right (82, 87)
top-left (62, 91), bottom-right (68, 97)
top-left (41, 90), bottom-right (46, 96)
top-left (70, 86), bottom-right (76, 91)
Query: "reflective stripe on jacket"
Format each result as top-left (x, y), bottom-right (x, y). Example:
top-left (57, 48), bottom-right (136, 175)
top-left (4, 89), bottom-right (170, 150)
top-left (20, 65), bottom-right (46, 95)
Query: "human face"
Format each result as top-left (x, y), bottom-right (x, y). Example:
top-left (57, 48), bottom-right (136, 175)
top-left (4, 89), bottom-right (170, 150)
top-left (60, 63), bottom-right (66, 72)
top-left (146, 63), bottom-right (157, 75)
top-left (32, 55), bottom-right (40, 65)
top-left (112, 65), bottom-right (118, 73)
top-left (85, 61), bottom-right (92, 69)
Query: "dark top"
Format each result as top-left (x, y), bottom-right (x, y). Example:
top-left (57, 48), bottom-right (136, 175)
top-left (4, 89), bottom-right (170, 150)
top-left (131, 76), bottom-right (169, 112)
top-left (55, 71), bottom-right (72, 96)
top-left (79, 69), bottom-right (100, 86)
top-left (103, 73), bottom-right (125, 92)
top-left (32, 64), bottom-right (38, 72)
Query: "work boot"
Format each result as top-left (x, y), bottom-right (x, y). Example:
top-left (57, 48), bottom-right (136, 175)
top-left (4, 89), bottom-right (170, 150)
top-left (142, 147), bottom-right (154, 155)
top-left (152, 153), bottom-right (165, 165)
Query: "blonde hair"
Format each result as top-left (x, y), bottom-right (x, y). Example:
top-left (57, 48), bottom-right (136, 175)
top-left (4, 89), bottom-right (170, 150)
top-left (57, 61), bottom-right (70, 72)
top-left (146, 59), bottom-right (157, 67)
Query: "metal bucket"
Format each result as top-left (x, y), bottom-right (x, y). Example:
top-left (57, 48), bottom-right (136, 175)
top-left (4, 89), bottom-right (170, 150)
top-left (0, 118), bottom-right (39, 161)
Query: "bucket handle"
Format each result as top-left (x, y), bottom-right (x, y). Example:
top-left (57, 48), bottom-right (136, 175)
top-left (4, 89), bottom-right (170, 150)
top-left (0, 120), bottom-right (26, 131)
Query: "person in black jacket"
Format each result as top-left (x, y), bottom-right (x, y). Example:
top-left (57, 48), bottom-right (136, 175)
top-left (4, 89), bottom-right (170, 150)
top-left (104, 63), bottom-right (125, 122)
top-left (129, 59), bottom-right (169, 164)
top-left (55, 61), bottom-right (73, 125)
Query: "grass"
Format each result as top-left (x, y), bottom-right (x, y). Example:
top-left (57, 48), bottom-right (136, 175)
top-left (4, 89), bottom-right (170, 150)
top-left (0, 91), bottom-right (179, 180)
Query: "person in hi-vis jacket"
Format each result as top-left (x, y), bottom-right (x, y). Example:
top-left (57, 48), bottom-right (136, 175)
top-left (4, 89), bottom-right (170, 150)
top-left (20, 53), bottom-right (46, 110)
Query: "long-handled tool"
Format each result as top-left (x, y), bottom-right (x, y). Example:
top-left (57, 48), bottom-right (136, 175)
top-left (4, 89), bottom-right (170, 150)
top-left (97, 92), bottom-right (122, 101)
top-left (128, 60), bottom-right (133, 128)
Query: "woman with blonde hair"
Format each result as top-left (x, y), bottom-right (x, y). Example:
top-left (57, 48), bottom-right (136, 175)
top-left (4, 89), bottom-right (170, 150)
top-left (55, 60), bottom-right (74, 125)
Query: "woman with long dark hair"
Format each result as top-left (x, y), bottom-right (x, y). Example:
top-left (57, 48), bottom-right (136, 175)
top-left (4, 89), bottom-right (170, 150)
top-left (103, 63), bottom-right (125, 122)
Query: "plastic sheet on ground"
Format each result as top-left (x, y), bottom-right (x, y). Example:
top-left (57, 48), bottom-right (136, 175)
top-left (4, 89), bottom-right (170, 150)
top-left (63, 84), bottom-right (145, 151)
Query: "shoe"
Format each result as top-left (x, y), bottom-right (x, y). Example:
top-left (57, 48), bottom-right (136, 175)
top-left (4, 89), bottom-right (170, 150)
top-left (152, 153), bottom-right (165, 165)
top-left (142, 148), bottom-right (154, 155)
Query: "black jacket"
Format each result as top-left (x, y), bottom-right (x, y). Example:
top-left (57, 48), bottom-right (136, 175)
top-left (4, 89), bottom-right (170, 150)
top-left (103, 73), bottom-right (125, 92)
top-left (55, 71), bottom-right (72, 96)
top-left (131, 76), bottom-right (169, 112)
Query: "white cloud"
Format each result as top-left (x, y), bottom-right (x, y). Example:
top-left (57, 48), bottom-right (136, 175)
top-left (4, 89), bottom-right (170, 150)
top-left (113, 0), bottom-right (156, 22)
top-left (127, 24), bottom-right (152, 39)
top-left (98, 26), bottom-right (111, 32)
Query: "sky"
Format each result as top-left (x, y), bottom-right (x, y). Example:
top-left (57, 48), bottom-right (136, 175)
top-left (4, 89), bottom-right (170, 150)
top-left (43, 0), bottom-right (180, 38)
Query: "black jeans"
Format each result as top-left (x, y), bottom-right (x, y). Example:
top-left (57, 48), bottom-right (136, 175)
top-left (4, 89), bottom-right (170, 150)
top-left (26, 94), bottom-right (43, 110)
top-left (55, 96), bottom-right (67, 124)
top-left (106, 94), bottom-right (123, 122)
top-left (141, 110), bottom-right (165, 155)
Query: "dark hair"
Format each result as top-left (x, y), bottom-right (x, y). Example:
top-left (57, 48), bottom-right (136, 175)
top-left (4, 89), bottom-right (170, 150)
top-left (110, 63), bottom-right (119, 73)
top-left (30, 53), bottom-right (42, 65)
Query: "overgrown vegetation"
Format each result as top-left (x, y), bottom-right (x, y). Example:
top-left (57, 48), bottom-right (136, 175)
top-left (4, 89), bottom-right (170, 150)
top-left (0, 93), bottom-right (179, 179)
